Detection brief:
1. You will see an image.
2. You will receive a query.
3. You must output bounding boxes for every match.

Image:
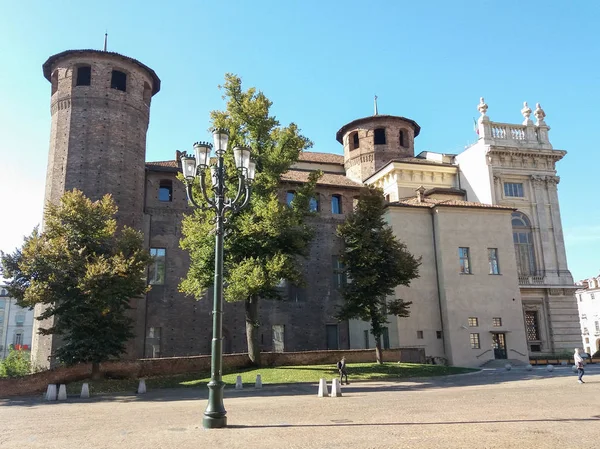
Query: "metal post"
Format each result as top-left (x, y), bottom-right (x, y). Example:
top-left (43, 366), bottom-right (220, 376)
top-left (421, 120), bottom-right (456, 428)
top-left (203, 153), bottom-right (227, 429)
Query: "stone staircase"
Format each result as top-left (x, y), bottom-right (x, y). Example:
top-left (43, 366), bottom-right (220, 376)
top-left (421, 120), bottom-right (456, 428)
top-left (479, 358), bottom-right (528, 368)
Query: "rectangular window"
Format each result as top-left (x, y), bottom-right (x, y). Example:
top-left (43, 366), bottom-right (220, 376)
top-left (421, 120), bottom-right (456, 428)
top-left (530, 344), bottom-right (541, 352)
top-left (493, 317), bottom-right (502, 327)
top-left (595, 321), bottom-right (600, 333)
top-left (504, 182), bottom-right (524, 198)
top-left (382, 327), bottom-right (390, 349)
top-left (459, 247), bottom-right (471, 274)
top-left (111, 70), bottom-right (127, 92)
top-left (14, 314), bottom-right (25, 326)
top-left (592, 293), bottom-right (596, 300)
top-left (364, 330), bottom-right (370, 349)
top-left (331, 195), bottom-right (342, 214)
top-left (13, 333), bottom-right (23, 347)
top-left (288, 284), bottom-right (306, 302)
top-left (272, 325), bottom-right (285, 352)
top-left (488, 248), bottom-right (500, 274)
top-left (309, 196), bottom-right (319, 212)
top-left (149, 248), bottom-right (166, 285)
top-left (159, 180), bottom-right (173, 202)
top-left (470, 333), bottom-right (480, 349)
top-left (326, 324), bottom-right (339, 350)
top-left (332, 255), bottom-right (346, 288)
top-left (286, 191), bottom-right (295, 206)
top-left (145, 327), bottom-right (161, 358)
top-left (525, 311), bottom-right (540, 341)
top-left (76, 66), bottom-right (91, 86)
top-left (417, 330), bottom-right (424, 339)
top-left (468, 317), bottom-right (478, 327)
top-left (436, 331), bottom-right (442, 339)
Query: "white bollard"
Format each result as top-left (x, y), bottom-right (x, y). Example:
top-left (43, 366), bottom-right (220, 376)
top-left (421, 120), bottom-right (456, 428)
top-left (317, 378), bottom-right (328, 398)
top-left (46, 384), bottom-right (57, 401)
top-left (57, 384), bottom-right (67, 400)
top-left (235, 375), bottom-right (243, 390)
top-left (80, 383), bottom-right (90, 399)
top-left (505, 364), bottom-right (512, 371)
top-left (330, 378), bottom-right (342, 397)
top-left (255, 374), bottom-right (262, 389)
top-left (137, 379), bottom-right (147, 394)
top-left (525, 364), bottom-right (533, 371)
top-left (546, 364), bottom-right (554, 372)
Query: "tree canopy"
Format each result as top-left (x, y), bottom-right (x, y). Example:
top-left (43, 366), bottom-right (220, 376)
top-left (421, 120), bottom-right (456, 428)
top-left (336, 185), bottom-right (421, 363)
top-left (179, 74), bottom-right (320, 365)
top-left (0, 190), bottom-right (151, 369)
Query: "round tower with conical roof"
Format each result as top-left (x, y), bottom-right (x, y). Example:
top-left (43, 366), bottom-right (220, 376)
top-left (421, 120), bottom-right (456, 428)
top-left (336, 115), bottom-right (420, 184)
top-left (42, 49), bottom-right (160, 231)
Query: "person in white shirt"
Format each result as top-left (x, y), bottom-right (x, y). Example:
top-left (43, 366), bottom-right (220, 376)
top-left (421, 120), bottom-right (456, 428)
top-left (574, 348), bottom-right (585, 384)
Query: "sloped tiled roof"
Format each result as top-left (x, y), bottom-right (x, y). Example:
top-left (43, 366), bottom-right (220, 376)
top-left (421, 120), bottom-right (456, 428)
top-left (146, 160), bottom-right (178, 168)
top-left (281, 170), bottom-right (361, 188)
top-left (298, 152), bottom-right (344, 164)
top-left (392, 197), bottom-right (515, 210)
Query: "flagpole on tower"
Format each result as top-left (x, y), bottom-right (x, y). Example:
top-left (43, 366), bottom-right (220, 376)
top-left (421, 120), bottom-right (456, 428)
top-left (374, 95), bottom-right (378, 116)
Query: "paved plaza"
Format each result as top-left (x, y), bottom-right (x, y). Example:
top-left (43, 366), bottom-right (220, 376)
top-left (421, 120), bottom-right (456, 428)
top-left (1, 366), bottom-right (599, 448)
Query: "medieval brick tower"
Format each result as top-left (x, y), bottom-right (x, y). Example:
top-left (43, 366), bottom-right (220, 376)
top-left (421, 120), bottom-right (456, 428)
top-left (33, 50), bottom-right (160, 367)
top-left (337, 114), bottom-right (421, 184)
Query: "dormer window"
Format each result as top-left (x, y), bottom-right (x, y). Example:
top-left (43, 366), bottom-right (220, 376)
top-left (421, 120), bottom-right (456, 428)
top-left (111, 70), bottom-right (127, 92)
top-left (350, 132), bottom-right (359, 150)
top-left (76, 66), bottom-right (91, 86)
top-left (374, 128), bottom-right (386, 145)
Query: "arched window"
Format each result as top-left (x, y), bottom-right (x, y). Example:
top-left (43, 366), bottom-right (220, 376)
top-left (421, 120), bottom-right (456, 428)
top-left (399, 130), bottom-right (407, 148)
top-left (286, 191), bottom-right (296, 206)
top-left (159, 180), bottom-right (173, 202)
top-left (512, 212), bottom-right (536, 275)
top-left (350, 132), bottom-right (359, 150)
top-left (76, 65), bottom-right (91, 86)
top-left (374, 128), bottom-right (386, 145)
top-left (331, 195), bottom-right (342, 214)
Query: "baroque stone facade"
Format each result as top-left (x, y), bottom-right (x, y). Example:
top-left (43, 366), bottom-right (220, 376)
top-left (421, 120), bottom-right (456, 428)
top-left (35, 50), bottom-right (581, 368)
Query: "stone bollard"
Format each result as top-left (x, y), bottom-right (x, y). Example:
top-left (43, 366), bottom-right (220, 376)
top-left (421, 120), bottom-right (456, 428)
top-left (525, 364), bottom-right (533, 371)
top-left (330, 378), bottom-right (342, 397)
top-left (317, 378), bottom-right (328, 398)
top-left (255, 374), bottom-right (262, 389)
top-left (505, 364), bottom-right (512, 371)
top-left (235, 375), bottom-right (243, 390)
top-left (80, 383), bottom-right (90, 399)
top-left (137, 379), bottom-right (147, 394)
top-left (57, 384), bottom-right (67, 400)
top-left (546, 364), bottom-right (554, 372)
top-left (45, 384), bottom-right (57, 401)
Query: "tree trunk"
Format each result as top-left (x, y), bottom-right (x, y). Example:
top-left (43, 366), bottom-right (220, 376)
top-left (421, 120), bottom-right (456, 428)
top-left (91, 362), bottom-right (102, 380)
top-left (245, 297), bottom-right (261, 366)
top-left (374, 335), bottom-right (383, 364)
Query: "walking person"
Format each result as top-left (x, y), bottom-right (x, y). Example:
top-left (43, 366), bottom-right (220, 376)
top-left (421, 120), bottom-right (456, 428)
top-left (337, 356), bottom-right (349, 385)
top-left (574, 348), bottom-right (585, 384)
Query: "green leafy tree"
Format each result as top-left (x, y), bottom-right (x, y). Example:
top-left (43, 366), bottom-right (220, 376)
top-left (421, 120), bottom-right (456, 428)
top-left (0, 190), bottom-right (151, 377)
top-left (0, 348), bottom-right (31, 378)
top-left (336, 186), bottom-right (421, 364)
top-left (180, 74), bottom-right (320, 365)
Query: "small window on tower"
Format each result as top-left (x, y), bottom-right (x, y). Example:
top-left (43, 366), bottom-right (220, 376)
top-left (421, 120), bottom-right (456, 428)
top-left (399, 130), bottom-right (406, 148)
top-left (374, 128), bottom-right (386, 145)
top-left (111, 70), bottom-right (127, 92)
top-left (76, 66), bottom-right (91, 86)
top-left (350, 132), bottom-right (359, 150)
top-left (51, 70), bottom-right (58, 95)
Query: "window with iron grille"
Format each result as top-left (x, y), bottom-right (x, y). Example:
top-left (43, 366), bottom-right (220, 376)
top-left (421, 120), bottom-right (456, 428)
top-left (525, 311), bottom-right (540, 341)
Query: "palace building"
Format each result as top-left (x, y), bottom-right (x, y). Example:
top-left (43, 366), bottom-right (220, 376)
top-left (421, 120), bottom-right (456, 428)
top-left (33, 48), bottom-right (580, 368)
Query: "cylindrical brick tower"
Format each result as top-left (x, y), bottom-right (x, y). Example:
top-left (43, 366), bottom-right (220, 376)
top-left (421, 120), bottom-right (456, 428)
top-left (336, 115), bottom-right (420, 184)
top-left (42, 49), bottom-right (160, 231)
top-left (33, 50), bottom-right (160, 368)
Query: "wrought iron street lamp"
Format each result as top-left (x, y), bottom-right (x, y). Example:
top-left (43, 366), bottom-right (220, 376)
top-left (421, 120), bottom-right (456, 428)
top-left (180, 128), bottom-right (255, 429)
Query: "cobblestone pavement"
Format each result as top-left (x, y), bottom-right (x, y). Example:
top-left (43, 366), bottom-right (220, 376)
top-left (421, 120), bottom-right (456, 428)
top-left (1, 366), bottom-right (599, 449)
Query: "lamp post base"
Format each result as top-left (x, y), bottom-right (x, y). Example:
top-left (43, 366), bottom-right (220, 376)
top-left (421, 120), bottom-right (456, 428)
top-left (202, 414), bottom-right (227, 429)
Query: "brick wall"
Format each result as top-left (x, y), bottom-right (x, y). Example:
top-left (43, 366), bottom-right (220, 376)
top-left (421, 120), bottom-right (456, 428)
top-left (0, 348), bottom-right (424, 398)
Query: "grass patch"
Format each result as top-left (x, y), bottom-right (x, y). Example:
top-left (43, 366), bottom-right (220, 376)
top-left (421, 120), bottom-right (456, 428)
top-left (65, 363), bottom-right (476, 395)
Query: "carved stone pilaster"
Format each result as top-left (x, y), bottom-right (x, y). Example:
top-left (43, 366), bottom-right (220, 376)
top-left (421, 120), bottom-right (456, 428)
top-left (546, 176), bottom-right (560, 188)
top-left (531, 175), bottom-right (546, 187)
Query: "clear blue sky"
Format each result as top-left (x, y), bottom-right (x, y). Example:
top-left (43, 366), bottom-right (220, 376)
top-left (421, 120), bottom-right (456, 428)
top-left (0, 0), bottom-right (598, 280)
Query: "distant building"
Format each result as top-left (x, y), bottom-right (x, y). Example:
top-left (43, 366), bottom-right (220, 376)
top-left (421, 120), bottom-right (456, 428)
top-left (33, 47), bottom-right (581, 368)
top-left (576, 275), bottom-right (600, 355)
top-left (0, 286), bottom-right (34, 359)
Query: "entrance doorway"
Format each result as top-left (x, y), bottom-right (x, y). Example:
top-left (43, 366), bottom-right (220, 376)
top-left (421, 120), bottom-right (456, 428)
top-left (492, 333), bottom-right (507, 359)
